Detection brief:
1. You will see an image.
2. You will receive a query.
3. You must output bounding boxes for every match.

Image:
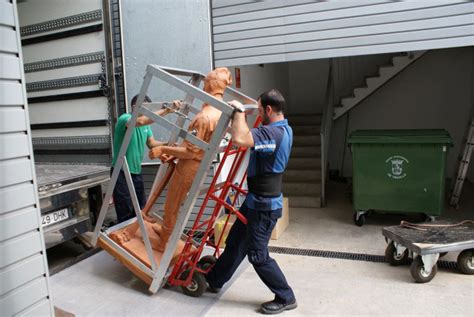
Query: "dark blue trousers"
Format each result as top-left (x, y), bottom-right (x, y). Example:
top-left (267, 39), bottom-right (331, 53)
top-left (112, 169), bottom-right (146, 223)
top-left (207, 204), bottom-right (295, 304)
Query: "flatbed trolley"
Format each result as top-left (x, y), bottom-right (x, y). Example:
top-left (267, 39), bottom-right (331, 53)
top-left (382, 220), bottom-right (474, 283)
top-left (91, 65), bottom-right (258, 294)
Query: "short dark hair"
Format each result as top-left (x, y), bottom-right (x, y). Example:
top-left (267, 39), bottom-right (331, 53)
top-left (258, 89), bottom-right (286, 114)
top-left (131, 94), bottom-right (152, 107)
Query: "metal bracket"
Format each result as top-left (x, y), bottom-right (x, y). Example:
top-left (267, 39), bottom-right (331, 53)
top-left (394, 242), bottom-right (407, 258)
top-left (420, 253), bottom-right (440, 274)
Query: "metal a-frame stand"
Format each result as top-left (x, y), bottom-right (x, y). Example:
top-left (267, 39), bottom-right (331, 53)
top-left (91, 65), bottom-right (256, 294)
top-left (450, 117), bottom-right (474, 208)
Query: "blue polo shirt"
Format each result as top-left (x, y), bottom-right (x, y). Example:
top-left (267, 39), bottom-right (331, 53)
top-left (243, 119), bottom-right (293, 211)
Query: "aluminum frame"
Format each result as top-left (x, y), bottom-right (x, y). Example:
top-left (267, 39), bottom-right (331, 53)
top-left (92, 65), bottom-right (256, 294)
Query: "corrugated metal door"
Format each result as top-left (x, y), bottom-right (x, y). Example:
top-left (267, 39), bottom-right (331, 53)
top-left (0, 0), bottom-right (54, 316)
top-left (212, 0), bottom-right (474, 66)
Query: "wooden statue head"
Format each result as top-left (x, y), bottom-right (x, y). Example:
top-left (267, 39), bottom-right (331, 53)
top-left (203, 67), bottom-right (232, 97)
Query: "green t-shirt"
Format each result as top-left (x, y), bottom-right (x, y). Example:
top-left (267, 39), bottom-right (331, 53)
top-left (111, 113), bottom-right (152, 174)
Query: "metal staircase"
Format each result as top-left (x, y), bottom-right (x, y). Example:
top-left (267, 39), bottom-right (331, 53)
top-left (333, 51), bottom-right (427, 120)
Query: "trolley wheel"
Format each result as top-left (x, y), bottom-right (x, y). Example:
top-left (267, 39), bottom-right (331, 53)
top-left (385, 242), bottom-right (409, 266)
top-left (180, 269), bottom-right (207, 297)
top-left (353, 212), bottom-right (365, 227)
top-left (457, 249), bottom-right (474, 275)
top-left (198, 255), bottom-right (217, 270)
top-left (410, 256), bottom-right (437, 283)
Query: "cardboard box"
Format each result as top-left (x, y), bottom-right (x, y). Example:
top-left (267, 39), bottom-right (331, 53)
top-left (213, 214), bottom-right (236, 248)
top-left (271, 197), bottom-right (289, 240)
top-left (213, 197), bottom-right (290, 247)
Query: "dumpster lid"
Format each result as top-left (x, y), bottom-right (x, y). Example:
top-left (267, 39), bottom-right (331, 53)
top-left (348, 129), bottom-right (453, 144)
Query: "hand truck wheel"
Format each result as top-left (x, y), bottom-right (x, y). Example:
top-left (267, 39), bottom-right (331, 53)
top-left (181, 269), bottom-right (207, 297)
top-left (198, 255), bottom-right (217, 270)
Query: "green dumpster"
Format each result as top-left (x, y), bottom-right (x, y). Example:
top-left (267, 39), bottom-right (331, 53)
top-left (348, 129), bottom-right (452, 226)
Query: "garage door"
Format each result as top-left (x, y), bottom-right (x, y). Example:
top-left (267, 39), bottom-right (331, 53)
top-left (212, 0), bottom-right (474, 66)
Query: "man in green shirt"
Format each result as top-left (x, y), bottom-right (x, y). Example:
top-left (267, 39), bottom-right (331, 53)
top-left (111, 94), bottom-right (178, 223)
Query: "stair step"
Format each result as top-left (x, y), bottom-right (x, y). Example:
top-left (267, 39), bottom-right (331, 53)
top-left (365, 76), bottom-right (384, 87)
top-left (283, 182), bottom-right (321, 196)
top-left (353, 87), bottom-right (367, 98)
top-left (378, 65), bottom-right (395, 77)
top-left (287, 114), bottom-right (322, 125)
top-left (293, 135), bottom-right (321, 146)
top-left (287, 157), bottom-right (321, 169)
top-left (291, 125), bottom-right (320, 135)
top-left (288, 195), bottom-right (321, 208)
top-left (284, 169), bottom-right (321, 182)
top-left (291, 146), bottom-right (321, 158)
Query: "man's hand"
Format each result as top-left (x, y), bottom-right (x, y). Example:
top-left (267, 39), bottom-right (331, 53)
top-left (163, 100), bottom-right (183, 115)
top-left (149, 146), bottom-right (163, 159)
top-left (228, 100), bottom-right (245, 114)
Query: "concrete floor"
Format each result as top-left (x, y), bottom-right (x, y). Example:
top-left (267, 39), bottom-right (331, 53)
top-left (49, 181), bottom-right (474, 316)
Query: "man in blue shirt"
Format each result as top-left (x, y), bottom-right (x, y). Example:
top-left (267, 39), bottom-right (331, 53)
top-left (206, 89), bottom-right (297, 314)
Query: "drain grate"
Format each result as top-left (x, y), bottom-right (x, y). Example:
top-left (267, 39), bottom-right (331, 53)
top-left (268, 246), bottom-right (458, 270)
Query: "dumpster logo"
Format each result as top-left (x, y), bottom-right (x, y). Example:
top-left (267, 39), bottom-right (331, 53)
top-left (386, 156), bottom-right (409, 179)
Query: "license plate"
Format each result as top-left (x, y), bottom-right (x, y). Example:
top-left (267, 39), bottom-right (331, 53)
top-left (42, 208), bottom-right (69, 227)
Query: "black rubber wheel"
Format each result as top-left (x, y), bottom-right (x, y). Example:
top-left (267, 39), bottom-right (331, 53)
top-left (410, 256), bottom-right (438, 283)
top-left (457, 249), bottom-right (474, 275)
top-left (353, 212), bottom-right (365, 227)
top-left (181, 269), bottom-right (207, 297)
top-left (424, 215), bottom-right (436, 222)
top-left (198, 255), bottom-right (217, 270)
top-left (385, 242), bottom-right (409, 266)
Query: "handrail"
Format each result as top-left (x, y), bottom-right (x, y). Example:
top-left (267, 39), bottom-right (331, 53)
top-left (320, 60), bottom-right (335, 207)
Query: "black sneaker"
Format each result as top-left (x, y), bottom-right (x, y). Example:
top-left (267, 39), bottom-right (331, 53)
top-left (205, 276), bottom-right (221, 293)
top-left (260, 299), bottom-right (297, 315)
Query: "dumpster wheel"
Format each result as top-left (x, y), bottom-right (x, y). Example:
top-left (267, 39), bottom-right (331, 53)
top-left (353, 212), bottom-right (366, 226)
top-left (457, 249), bottom-right (474, 275)
top-left (410, 256), bottom-right (437, 283)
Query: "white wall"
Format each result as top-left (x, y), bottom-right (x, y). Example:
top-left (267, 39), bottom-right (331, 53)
top-left (227, 63), bottom-right (290, 103)
top-left (330, 47), bottom-right (474, 179)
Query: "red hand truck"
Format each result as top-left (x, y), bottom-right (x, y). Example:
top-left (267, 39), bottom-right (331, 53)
top-left (167, 117), bottom-right (262, 297)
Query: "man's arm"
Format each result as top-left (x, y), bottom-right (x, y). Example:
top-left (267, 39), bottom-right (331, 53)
top-left (146, 136), bottom-right (166, 149)
top-left (149, 144), bottom-right (196, 160)
top-left (127, 100), bottom-right (181, 128)
top-left (228, 101), bottom-right (254, 148)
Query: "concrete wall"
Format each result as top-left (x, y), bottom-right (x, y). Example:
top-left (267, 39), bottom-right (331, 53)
top-left (287, 59), bottom-right (329, 114)
top-left (227, 63), bottom-right (289, 105)
top-left (468, 49), bottom-right (474, 183)
top-left (329, 47), bottom-right (474, 179)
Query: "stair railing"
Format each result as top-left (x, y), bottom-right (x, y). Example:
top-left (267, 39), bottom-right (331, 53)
top-left (320, 60), bottom-right (335, 207)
